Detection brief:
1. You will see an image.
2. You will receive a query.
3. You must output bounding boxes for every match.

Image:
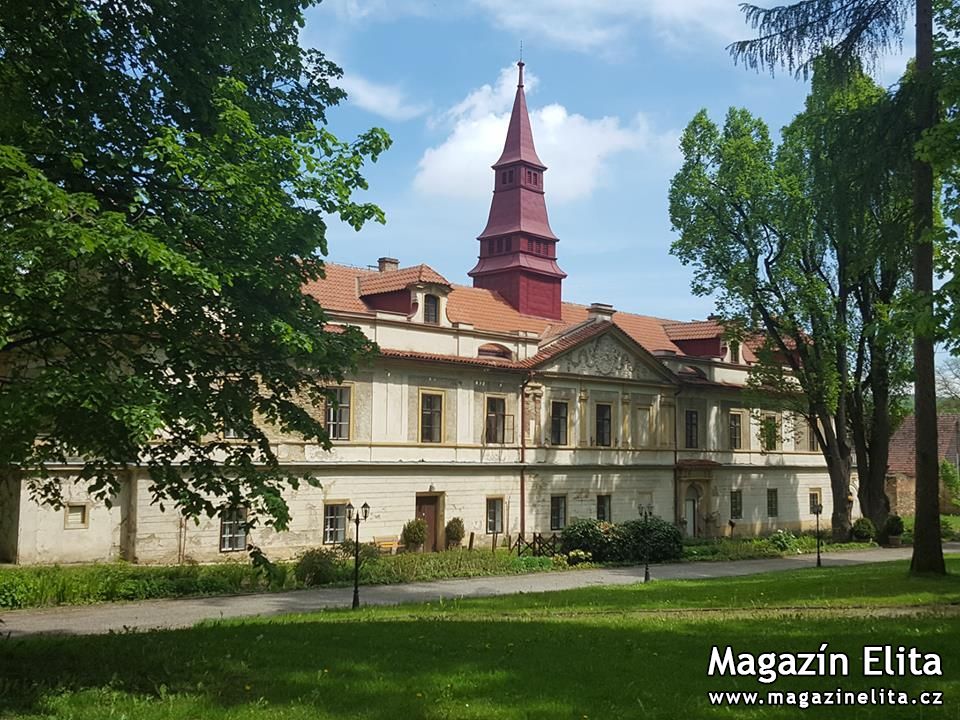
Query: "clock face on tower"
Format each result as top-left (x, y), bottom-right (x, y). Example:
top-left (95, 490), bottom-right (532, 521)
top-left (468, 61), bottom-right (566, 321)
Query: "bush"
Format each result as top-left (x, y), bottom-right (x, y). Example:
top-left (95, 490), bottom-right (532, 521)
top-left (566, 549), bottom-right (593, 566)
top-left (337, 540), bottom-right (380, 569)
top-left (560, 519), bottom-right (615, 561)
top-left (767, 529), bottom-right (799, 553)
top-left (852, 517), bottom-right (877, 542)
top-left (445, 517), bottom-right (466, 548)
top-left (401, 518), bottom-right (428, 549)
top-left (294, 548), bottom-right (341, 587)
top-left (885, 514), bottom-right (904, 537)
top-left (614, 517), bottom-right (683, 563)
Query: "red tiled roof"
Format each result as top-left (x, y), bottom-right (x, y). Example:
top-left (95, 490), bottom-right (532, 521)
top-left (358, 264), bottom-right (450, 296)
top-left (520, 321), bottom-right (610, 367)
top-left (662, 320), bottom-right (724, 341)
top-left (378, 348), bottom-right (520, 369)
top-left (887, 414), bottom-right (960, 476)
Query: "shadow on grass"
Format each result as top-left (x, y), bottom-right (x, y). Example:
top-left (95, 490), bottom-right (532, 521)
top-left (1, 610), bottom-right (958, 719)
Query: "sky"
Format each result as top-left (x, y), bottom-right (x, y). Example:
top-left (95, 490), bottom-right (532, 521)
top-left (301, 0), bottom-right (913, 323)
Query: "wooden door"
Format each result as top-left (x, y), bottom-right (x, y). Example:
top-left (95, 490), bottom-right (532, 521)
top-left (415, 495), bottom-right (439, 552)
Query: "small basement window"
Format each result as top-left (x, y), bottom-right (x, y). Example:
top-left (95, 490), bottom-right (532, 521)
top-left (64, 503), bottom-right (89, 529)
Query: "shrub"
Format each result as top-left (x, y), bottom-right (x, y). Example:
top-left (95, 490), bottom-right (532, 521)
top-left (885, 514), bottom-right (904, 537)
top-left (767, 529), bottom-right (799, 553)
top-left (401, 518), bottom-right (428, 549)
top-left (445, 517), bottom-right (466, 548)
top-left (560, 518), bottom-right (615, 561)
top-left (294, 548), bottom-right (341, 587)
top-left (613, 517), bottom-right (683, 563)
top-left (566, 549), bottom-right (592, 566)
top-left (337, 540), bottom-right (380, 569)
top-left (852, 517), bottom-right (877, 542)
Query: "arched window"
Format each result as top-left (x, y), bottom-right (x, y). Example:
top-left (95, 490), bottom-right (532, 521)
top-left (424, 294), bottom-right (440, 324)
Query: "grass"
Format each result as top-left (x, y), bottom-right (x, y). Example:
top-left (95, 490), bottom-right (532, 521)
top-left (902, 514), bottom-right (960, 540)
top-left (1, 557), bottom-right (959, 719)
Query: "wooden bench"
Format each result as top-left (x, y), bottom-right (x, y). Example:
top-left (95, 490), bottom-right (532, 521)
top-left (373, 536), bottom-right (401, 555)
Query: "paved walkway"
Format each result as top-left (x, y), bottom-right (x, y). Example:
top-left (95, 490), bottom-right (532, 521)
top-left (2, 545), bottom-right (953, 637)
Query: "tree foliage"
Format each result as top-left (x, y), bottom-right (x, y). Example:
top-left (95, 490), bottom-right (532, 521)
top-left (0, 1), bottom-right (390, 532)
top-left (669, 59), bottom-right (913, 539)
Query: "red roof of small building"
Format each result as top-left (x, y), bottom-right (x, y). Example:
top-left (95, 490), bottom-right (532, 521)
top-left (358, 264), bottom-right (450, 296)
top-left (887, 414), bottom-right (960, 476)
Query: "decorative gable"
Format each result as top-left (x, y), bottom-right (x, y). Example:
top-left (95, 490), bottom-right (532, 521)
top-left (537, 331), bottom-right (675, 383)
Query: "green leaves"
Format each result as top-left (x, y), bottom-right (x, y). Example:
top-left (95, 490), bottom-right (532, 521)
top-left (0, 1), bottom-right (389, 532)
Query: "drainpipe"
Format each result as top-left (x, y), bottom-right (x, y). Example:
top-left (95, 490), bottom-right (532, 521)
top-left (673, 384), bottom-right (682, 528)
top-left (520, 372), bottom-right (532, 537)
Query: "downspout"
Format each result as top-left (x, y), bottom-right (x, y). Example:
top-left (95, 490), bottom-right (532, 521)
top-left (520, 372), bottom-right (531, 537)
top-left (673, 383), bottom-right (682, 527)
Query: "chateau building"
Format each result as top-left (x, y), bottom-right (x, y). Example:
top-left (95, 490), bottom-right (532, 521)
top-left (0, 64), bottom-right (853, 564)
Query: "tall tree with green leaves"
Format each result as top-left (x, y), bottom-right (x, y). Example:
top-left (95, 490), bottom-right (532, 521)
top-left (729, 0), bottom-right (945, 574)
top-left (670, 61), bottom-right (913, 540)
top-left (0, 1), bottom-right (390, 535)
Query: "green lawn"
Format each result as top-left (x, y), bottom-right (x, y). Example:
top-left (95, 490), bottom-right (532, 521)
top-left (2, 558), bottom-right (959, 719)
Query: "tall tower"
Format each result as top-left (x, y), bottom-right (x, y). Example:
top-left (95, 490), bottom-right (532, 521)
top-left (468, 61), bottom-right (566, 319)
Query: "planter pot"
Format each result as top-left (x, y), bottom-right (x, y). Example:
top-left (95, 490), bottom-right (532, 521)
top-left (887, 535), bottom-right (902, 548)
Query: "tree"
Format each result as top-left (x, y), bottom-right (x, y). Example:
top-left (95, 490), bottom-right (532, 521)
top-left (669, 61), bottom-right (912, 541)
top-left (729, 0), bottom-right (945, 574)
top-left (0, 1), bottom-right (390, 534)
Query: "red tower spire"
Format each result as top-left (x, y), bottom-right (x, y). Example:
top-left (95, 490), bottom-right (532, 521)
top-left (469, 61), bottom-right (566, 320)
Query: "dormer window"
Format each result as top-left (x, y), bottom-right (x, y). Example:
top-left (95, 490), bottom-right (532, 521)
top-left (729, 340), bottom-right (741, 364)
top-left (478, 343), bottom-right (513, 360)
top-left (424, 294), bottom-right (440, 324)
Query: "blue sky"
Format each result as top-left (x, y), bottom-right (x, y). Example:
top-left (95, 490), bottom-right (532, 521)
top-left (302, 0), bottom-right (911, 322)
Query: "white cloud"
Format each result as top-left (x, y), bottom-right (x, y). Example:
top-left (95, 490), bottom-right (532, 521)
top-left (338, 74), bottom-right (427, 121)
top-left (470, 0), bottom-right (747, 54)
top-left (414, 66), bottom-right (676, 204)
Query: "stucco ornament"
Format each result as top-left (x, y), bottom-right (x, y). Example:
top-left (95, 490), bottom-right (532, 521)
top-left (557, 335), bottom-right (652, 380)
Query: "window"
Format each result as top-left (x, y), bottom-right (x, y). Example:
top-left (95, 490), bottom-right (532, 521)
top-left (486, 497), bottom-right (504, 534)
top-left (596, 494), bottom-right (612, 522)
top-left (325, 386), bottom-right (351, 441)
top-left (808, 422), bottom-right (820, 451)
top-left (486, 396), bottom-right (507, 444)
top-left (501, 171), bottom-right (507, 185)
top-left (767, 489), bottom-right (779, 518)
top-left (550, 401), bottom-right (568, 445)
top-left (761, 414), bottom-right (779, 451)
top-left (527, 169), bottom-right (533, 183)
top-left (420, 392), bottom-right (443, 443)
top-left (730, 490), bottom-right (743, 520)
top-left (809, 490), bottom-right (822, 515)
top-left (223, 425), bottom-right (242, 439)
top-left (219, 507), bottom-right (247, 552)
top-left (424, 294), bottom-right (440, 324)
top-left (496, 237), bottom-right (503, 253)
top-left (508, 169), bottom-right (514, 183)
top-left (64, 503), bottom-right (88, 529)
top-left (505, 237), bottom-right (512, 252)
top-left (595, 403), bottom-right (612, 446)
top-left (729, 340), bottom-right (741, 364)
top-left (685, 410), bottom-right (699, 449)
top-left (550, 495), bottom-right (567, 530)
top-left (533, 172), bottom-right (539, 186)
top-left (323, 503), bottom-right (347, 544)
top-left (728, 412), bottom-right (742, 450)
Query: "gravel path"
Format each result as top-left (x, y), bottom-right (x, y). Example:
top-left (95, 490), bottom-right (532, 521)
top-left (3, 544), bottom-right (955, 638)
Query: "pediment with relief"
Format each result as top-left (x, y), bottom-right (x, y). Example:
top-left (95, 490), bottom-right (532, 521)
top-left (542, 333), bottom-right (669, 382)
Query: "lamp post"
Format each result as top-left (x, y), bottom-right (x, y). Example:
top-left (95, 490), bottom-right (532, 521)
top-left (814, 502), bottom-right (823, 568)
top-left (346, 501), bottom-right (370, 609)
top-left (641, 504), bottom-right (654, 583)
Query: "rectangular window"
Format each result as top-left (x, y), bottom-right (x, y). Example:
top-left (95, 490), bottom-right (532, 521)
top-left (685, 410), bottom-right (699, 448)
top-left (219, 507), bottom-right (247, 552)
top-left (65, 503), bottom-right (89, 529)
top-left (323, 503), bottom-right (347, 544)
top-left (809, 490), bottom-right (822, 515)
top-left (485, 396), bottom-right (506, 444)
top-left (420, 392), bottom-right (443, 443)
top-left (728, 412), bottom-right (742, 450)
top-left (595, 403), bottom-right (612, 446)
top-left (808, 422), bottom-right (819, 451)
top-left (596, 494), bottom-right (612, 522)
top-left (730, 490), bottom-right (743, 520)
top-left (325, 386), bottom-right (351, 441)
top-left (767, 489), bottom-right (779, 518)
top-left (550, 401), bottom-right (568, 445)
top-left (761, 414), bottom-right (779, 451)
top-left (486, 497), bottom-right (504, 534)
top-left (223, 425), bottom-right (242, 439)
top-left (550, 495), bottom-right (567, 531)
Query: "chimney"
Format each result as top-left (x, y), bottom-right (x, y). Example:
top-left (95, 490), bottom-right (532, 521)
top-left (588, 302), bottom-right (616, 323)
top-left (377, 257), bottom-right (399, 273)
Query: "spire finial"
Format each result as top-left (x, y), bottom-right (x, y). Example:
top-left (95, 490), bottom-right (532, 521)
top-left (517, 59), bottom-right (524, 88)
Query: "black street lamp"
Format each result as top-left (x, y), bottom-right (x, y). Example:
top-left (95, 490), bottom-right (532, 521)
top-left (641, 504), bottom-right (654, 583)
top-left (346, 501), bottom-right (370, 609)
top-left (814, 502), bottom-right (823, 568)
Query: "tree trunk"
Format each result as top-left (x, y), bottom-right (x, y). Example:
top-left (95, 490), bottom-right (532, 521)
top-left (820, 408), bottom-right (853, 541)
top-left (911, 0), bottom-right (947, 574)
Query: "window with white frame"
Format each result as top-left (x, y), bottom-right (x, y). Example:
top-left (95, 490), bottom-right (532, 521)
top-left (219, 507), bottom-right (247, 552)
top-left (809, 489), bottom-right (822, 515)
top-left (323, 503), bottom-right (347, 544)
top-left (485, 396), bottom-right (507, 444)
top-left (325, 386), bottom-right (351, 441)
top-left (486, 497), bottom-right (504, 534)
top-left (424, 294), bottom-right (440, 324)
top-left (550, 495), bottom-right (567, 530)
top-left (729, 412), bottom-right (743, 450)
top-left (550, 401), bottom-right (568, 445)
top-left (420, 392), bottom-right (443, 443)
